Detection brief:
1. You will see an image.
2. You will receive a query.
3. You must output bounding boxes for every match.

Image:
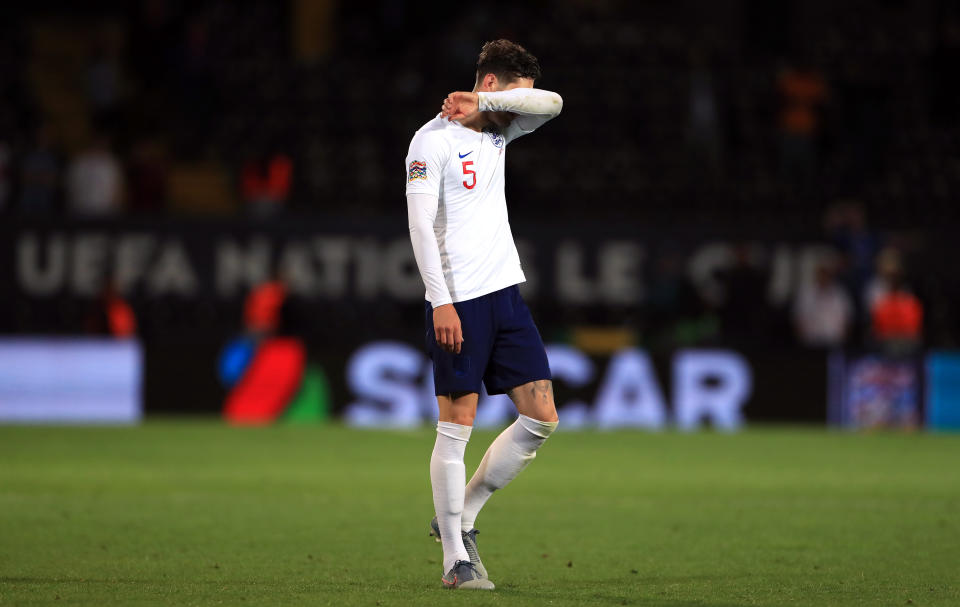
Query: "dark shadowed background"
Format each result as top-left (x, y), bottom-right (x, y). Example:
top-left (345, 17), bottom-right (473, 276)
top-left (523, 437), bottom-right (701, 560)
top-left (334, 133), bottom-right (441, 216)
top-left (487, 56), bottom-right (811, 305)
top-left (1, 0), bottom-right (958, 426)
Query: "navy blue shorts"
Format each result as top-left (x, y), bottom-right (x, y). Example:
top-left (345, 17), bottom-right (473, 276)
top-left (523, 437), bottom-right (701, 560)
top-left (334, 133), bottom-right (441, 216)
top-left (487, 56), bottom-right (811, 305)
top-left (425, 285), bottom-right (551, 396)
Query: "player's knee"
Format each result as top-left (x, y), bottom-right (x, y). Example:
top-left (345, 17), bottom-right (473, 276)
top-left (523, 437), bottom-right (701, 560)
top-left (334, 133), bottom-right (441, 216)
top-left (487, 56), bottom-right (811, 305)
top-left (449, 413), bottom-right (475, 426)
top-left (532, 407), bottom-right (557, 425)
top-left (437, 391), bottom-right (479, 426)
top-left (532, 399), bottom-right (559, 425)
top-left (510, 380), bottom-right (558, 422)
top-left (536, 383), bottom-right (559, 423)
top-left (444, 408), bottom-right (476, 426)
top-left (538, 408), bottom-right (559, 424)
top-left (518, 413), bottom-right (558, 439)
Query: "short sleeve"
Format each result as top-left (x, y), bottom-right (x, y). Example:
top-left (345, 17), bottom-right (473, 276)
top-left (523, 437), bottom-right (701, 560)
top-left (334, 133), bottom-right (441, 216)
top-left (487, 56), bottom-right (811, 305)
top-left (405, 129), bottom-right (450, 197)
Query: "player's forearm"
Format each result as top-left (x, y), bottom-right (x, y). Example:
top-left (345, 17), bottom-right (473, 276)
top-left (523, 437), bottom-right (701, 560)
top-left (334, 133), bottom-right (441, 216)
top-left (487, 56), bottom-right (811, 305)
top-left (409, 225), bottom-right (452, 307)
top-left (406, 193), bottom-right (453, 307)
top-left (477, 88), bottom-right (563, 117)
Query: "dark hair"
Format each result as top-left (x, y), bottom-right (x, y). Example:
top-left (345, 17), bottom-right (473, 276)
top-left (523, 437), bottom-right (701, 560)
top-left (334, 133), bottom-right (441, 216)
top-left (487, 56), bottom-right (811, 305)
top-left (476, 39), bottom-right (542, 83)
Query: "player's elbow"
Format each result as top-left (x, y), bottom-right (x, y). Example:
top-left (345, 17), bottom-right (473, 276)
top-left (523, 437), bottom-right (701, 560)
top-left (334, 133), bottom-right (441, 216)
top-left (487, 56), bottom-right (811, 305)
top-left (549, 92), bottom-right (563, 116)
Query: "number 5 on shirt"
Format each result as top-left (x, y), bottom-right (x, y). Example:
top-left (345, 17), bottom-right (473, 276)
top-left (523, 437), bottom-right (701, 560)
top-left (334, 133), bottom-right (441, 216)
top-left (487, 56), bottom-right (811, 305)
top-left (461, 161), bottom-right (476, 189)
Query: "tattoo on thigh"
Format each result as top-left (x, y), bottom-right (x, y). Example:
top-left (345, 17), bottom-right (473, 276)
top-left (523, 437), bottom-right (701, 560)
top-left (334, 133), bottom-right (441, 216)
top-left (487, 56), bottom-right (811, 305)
top-left (509, 380), bottom-right (553, 403)
top-left (532, 380), bottom-right (553, 402)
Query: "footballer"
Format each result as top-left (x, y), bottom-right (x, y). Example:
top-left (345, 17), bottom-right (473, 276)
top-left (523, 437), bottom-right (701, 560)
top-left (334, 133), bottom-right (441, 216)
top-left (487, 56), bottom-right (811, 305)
top-left (405, 39), bottom-right (563, 590)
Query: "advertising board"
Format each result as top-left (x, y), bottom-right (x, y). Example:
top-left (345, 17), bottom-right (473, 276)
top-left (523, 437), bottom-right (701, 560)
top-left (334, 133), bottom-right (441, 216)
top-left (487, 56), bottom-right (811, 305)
top-left (0, 338), bottom-right (143, 424)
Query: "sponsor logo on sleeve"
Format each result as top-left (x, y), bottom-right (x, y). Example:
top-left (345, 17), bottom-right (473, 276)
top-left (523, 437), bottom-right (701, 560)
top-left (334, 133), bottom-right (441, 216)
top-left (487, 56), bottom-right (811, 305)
top-left (407, 160), bottom-right (427, 182)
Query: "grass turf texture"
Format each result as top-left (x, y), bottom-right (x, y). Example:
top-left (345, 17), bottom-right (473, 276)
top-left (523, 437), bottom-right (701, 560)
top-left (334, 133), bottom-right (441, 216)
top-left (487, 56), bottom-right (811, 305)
top-left (0, 423), bottom-right (958, 606)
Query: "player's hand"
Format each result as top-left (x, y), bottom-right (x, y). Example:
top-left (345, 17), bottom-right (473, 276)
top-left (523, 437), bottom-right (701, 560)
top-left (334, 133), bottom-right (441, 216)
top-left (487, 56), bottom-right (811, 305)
top-left (433, 304), bottom-right (463, 354)
top-left (441, 92), bottom-right (479, 121)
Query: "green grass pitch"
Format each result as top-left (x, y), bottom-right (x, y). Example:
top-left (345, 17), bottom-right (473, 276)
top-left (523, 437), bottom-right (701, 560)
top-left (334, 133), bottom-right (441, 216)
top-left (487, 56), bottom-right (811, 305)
top-left (1, 422), bottom-right (958, 606)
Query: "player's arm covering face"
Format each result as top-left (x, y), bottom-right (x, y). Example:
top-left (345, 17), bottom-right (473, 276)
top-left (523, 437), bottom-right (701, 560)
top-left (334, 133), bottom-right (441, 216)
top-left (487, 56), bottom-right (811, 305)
top-left (406, 130), bottom-right (452, 308)
top-left (477, 88), bottom-right (563, 143)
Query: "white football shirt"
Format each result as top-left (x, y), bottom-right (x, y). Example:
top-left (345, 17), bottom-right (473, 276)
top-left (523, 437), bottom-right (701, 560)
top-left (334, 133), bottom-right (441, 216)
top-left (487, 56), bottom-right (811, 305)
top-left (406, 88), bottom-right (562, 307)
top-left (406, 117), bottom-right (523, 304)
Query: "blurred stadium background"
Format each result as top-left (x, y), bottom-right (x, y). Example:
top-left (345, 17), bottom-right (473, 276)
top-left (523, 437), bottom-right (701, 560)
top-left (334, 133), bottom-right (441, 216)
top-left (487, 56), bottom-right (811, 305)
top-left (0, 0), bottom-right (960, 427)
top-left (3, 1), bottom-right (960, 605)
top-left (2, 0), bottom-right (960, 429)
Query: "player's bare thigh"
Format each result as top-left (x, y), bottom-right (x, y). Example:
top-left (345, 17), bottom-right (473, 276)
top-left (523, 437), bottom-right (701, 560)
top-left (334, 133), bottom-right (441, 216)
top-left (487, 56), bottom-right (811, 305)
top-left (507, 380), bottom-right (559, 423)
top-left (437, 392), bottom-right (479, 426)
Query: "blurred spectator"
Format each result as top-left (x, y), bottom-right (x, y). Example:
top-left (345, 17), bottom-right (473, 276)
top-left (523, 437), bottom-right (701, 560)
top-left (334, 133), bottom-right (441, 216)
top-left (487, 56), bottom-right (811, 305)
top-left (66, 134), bottom-right (124, 215)
top-left (86, 281), bottom-right (137, 338)
top-left (863, 247), bottom-right (904, 314)
top-left (792, 261), bottom-right (853, 348)
top-left (18, 124), bottom-right (60, 214)
top-left (241, 153), bottom-right (293, 216)
top-left (871, 275), bottom-right (923, 345)
top-left (825, 200), bottom-right (880, 328)
top-left (105, 285), bottom-right (137, 338)
top-left (778, 60), bottom-right (827, 184)
top-left (244, 275), bottom-right (287, 335)
top-left (127, 137), bottom-right (168, 212)
top-left (825, 200), bottom-right (879, 289)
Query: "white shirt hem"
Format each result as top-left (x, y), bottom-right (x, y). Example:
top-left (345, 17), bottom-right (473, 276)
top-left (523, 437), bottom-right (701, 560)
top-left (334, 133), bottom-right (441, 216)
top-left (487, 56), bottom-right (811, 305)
top-left (425, 275), bottom-right (525, 307)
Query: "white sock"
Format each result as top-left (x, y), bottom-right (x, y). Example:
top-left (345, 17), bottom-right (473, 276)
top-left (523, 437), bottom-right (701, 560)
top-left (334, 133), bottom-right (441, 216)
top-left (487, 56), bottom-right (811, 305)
top-left (461, 414), bottom-right (558, 532)
top-left (430, 421), bottom-right (472, 573)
